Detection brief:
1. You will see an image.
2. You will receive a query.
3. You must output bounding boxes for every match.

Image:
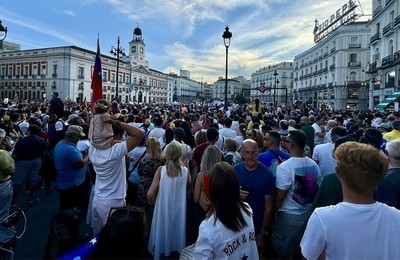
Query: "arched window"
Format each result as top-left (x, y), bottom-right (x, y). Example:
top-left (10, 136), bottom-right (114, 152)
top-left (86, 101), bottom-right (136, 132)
top-left (388, 40), bottom-right (394, 56)
top-left (350, 71), bottom-right (357, 81)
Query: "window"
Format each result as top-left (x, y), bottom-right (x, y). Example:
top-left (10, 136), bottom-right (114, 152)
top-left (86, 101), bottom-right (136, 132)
top-left (350, 71), bottom-right (357, 80)
top-left (349, 53), bottom-right (357, 62)
top-left (78, 67), bottom-right (84, 79)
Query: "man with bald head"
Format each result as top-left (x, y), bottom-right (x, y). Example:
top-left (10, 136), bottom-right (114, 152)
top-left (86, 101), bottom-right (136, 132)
top-left (234, 139), bottom-right (275, 251)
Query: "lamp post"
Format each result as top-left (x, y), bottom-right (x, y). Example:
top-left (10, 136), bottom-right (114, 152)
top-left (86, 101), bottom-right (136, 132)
top-left (273, 70), bottom-right (278, 107)
top-left (110, 36), bottom-right (125, 102)
top-left (222, 26), bottom-right (232, 111)
top-left (0, 20), bottom-right (8, 41)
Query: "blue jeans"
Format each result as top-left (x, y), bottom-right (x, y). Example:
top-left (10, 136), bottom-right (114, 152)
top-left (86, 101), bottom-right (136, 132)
top-left (0, 180), bottom-right (13, 220)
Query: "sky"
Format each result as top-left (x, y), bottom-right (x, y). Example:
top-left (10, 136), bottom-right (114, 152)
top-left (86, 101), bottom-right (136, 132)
top-left (1, 0), bottom-right (372, 83)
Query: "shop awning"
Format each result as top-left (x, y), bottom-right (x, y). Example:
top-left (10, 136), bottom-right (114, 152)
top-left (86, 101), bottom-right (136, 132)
top-left (375, 91), bottom-right (400, 110)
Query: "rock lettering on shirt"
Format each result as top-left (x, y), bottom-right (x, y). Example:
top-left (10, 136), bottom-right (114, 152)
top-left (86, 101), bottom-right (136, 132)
top-left (222, 231), bottom-right (256, 257)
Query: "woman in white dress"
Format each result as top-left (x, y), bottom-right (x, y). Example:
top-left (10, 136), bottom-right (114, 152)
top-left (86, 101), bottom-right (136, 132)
top-left (147, 141), bottom-right (191, 259)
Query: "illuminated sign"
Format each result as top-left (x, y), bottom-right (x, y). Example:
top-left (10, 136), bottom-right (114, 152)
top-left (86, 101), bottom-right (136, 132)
top-left (313, 0), bottom-right (364, 43)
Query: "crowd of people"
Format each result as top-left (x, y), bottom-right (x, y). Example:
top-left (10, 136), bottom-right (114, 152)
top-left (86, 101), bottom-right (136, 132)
top-left (1, 93), bottom-right (400, 259)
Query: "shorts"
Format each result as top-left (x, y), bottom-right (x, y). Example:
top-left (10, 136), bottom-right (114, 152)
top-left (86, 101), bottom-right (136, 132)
top-left (91, 196), bottom-right (125, 235)
top-left (12, 158), bottom-right (42, 186)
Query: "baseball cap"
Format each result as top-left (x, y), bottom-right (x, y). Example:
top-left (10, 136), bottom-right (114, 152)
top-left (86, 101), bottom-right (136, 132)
top-left (66, 125), bottom-right (85, 137)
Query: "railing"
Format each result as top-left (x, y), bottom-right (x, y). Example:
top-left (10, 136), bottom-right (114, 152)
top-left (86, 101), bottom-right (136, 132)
top-left (372, 5), bottom-right (382, 18)
top-left (394, 15), bottom-right (400, 28)
top-left (77, 75), bottom-right (84, 79)
top-left (370, 32), bottom-right (380, 44)
top-left (41, 74), bottom-right (46, 78)
top-left (349, 43), bottom-right (361, 48)
top-left (382, 55), bottom-right (394, 66)
top-left (348, 62), bottom-right (361, 67)
top-left (330, 64), bottom-right (335, 70)
top-left (52, 73), bottom-right (57, 78)
top-left (369, 61), bottom-right (378, 71)
top-left (32, 74), bottom-right (37, 79)
top-left (394, 50), bottom-right (400, 62)
top-left (330, 47), bottom-right (336, 54)
top-left (383, 22), bottom-right (393, 36)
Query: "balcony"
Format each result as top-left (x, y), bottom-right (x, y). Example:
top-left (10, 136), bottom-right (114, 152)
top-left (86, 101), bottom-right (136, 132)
top-left (330, 47), bottom-right (336, 54)
top-left (372, 5), bottom-right (382, 18)
top-left (382, 55), bottom-right (394, 67)
top-left (51, 85), bottom-right (56, 90)
top-left (15, 75), bottom-right (20, 79)
top-left (386, 0), bottom-right (393, 6)
top-left (318, 55), bottom-right (323, 60)
top-left (77, 75), bottom-right (84, 79)
top-left (23, 75), bottom-right (28, 79)
top-left (322, 67), bottom-right (328, 73)
top-left (312, 72), bottom-right (317, 76)
top-left (394, 50), bottom-right (400, 63)
top-left (383, 22), bottom-right (394, 36)
top-left (369, 61), bottom-right (379, 72)
top-left (41, 74), bottom-right (46, 78)
top-left (323, 52), bottom-right (328, 57)
top-left (349, 43), bottom-right (361, 49)
top-left (370, 32), bottom-right (381, 44)
top-left (348, 62), bottom-right (361, 67)
top-left (52, 73), bottom-right (57, 78)
top-left (395, 15), bottom-right (400, 28)
top-left (32, 74), bottom-right (37, 79)
top-left (317, 69), bottom-right (322, 75)
top-left (329, 64), bottom-right (336, 70)
top-left (7, 75), bottom-right (11, 79)
top-left (0, 75), bottom-right (4, 79)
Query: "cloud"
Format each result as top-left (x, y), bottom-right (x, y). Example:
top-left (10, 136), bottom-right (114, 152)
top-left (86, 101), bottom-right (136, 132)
top-left (63, 10), bottom-right (77, 17)
top-left (1, 9), bottom-right (89, 49)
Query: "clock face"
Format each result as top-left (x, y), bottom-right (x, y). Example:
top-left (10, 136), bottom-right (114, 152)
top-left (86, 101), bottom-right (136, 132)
top-left (131, 46), bottom-right (136, 53)
top-left (140, 47), bottom-right (143, 54)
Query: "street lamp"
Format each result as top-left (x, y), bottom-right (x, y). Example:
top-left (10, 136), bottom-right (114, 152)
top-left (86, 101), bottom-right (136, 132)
top-left (273, 70), bottom-right (278, 107)
top-left (222, 26), bottom-right (232, 111)
top-left (0, 20), bottom-right (8, 41)
top-left (110, 36), bottom-right (126, 102)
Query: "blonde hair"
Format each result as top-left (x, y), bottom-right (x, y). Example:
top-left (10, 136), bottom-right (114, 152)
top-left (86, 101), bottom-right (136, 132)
top-left (165, 141), bottom-right (183, 177)
top-left (195, 131), bottom-right (207, 146)
top-left (146, 137), bottom-right (162, 160)
top-left (200, 145), bottom-right (222, 175)
top-left (334, 141), bottom-right (388, 195)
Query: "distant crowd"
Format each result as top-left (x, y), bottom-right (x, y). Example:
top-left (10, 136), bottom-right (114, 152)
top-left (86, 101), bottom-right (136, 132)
top-left (1, 93), bottom-right (400, 259)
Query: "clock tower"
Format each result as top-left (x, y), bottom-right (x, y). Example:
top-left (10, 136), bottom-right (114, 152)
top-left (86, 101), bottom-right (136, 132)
top-left (129, 26), bottom-right (149, 68)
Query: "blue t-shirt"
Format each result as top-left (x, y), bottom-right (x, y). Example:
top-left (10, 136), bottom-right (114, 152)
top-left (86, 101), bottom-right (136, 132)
top-left (54, 140), bottom-right (86, 190)
top-left (257, 149), bottom-right (291, 177)
top-left (234, 162), bottom-right (275, 233)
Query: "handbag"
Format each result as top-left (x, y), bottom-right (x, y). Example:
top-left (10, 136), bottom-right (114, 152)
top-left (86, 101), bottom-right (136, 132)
top-left (199, 189), bottom-right (210, 211)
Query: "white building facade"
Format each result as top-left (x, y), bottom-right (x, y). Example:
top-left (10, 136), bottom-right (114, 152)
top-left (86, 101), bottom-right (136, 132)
top-left (212, 76), bottom-right (245, 103)
top-left (368, 0), bottom-right (400, 110)
top-left (0, 26), bottom-right (170, 104)
top-left (293, 21), bottom-right (371, 110)
top-left (250, 62), bottom-right (294, 106)
top-left (170, 69), bottom-right (202, 103)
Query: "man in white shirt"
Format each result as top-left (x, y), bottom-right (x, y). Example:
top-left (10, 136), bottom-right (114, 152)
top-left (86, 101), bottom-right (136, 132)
top-left (90, 120), bottom-right (144, 234)
top-left (219, 118), bottom-right (237, 139)
top-left (147, 117), bottom-right (165, 139)
top-left (301, 141), bottom-right (400, 260)
top-left (312, 126), bottom-right (347, 180)
top-left (312, 116), bottom-right (326, 145)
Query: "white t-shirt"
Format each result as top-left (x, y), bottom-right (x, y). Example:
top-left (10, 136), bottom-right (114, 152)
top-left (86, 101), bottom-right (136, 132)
top-left (312, 123), bottom-right (324, 145)
top-left (148, 127), bottom-right (165, 140)
top-left (89, 141), bottom-right (128, 200)
top-left (219, 127), bottom-right (238, 139)
top-left (276, 157), bottom-right (321, 214)
top-left (194, 204), bottom-right (259, 260)
top-left (312, 143), bottom-right (336, 179)
top-left (301, 202), bottom-right (400, 260)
